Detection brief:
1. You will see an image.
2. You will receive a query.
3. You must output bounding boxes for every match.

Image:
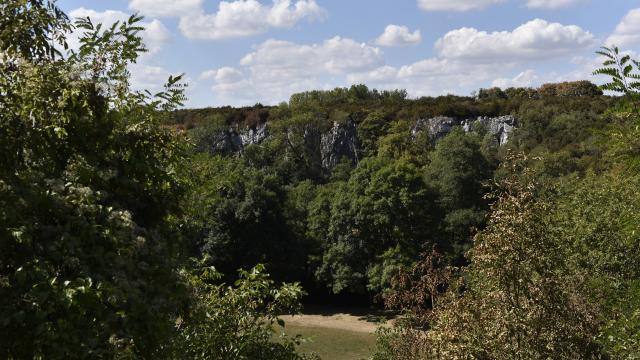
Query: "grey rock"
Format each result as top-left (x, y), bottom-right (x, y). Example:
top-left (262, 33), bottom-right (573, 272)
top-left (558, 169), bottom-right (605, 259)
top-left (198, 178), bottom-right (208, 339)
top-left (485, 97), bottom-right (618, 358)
top-left (413, 115), bottom-right (517, 145)
top-left (239, 122), bottom-right (268, 147)
top-left (471, 115), bottom-right (516, 145)
top-left (208, 123), bottom-right (268, 155)
top-left (206, 129), bottom-right (243, 155)
top-left (412, 116), bottom-right (457, 140)
top-left (320, 120), bottom-right (360, 171)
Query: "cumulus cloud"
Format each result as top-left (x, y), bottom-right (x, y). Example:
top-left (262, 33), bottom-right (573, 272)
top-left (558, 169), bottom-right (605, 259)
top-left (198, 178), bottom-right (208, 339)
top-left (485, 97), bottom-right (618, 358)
top-left (492, 69), bottom-right (539, 87)
top-left (436, 19), bottom-right (595, 62)
top-left (200, 17), bottom-right (601, 105)
top-left (346, 61), bottom-right (499, 100)
top-left (417, 0), bottom-right (505, 11)
top-left (240, 37), bottom-right (383, 75)
top-left (199, 37), bottom-right (384, 104)
top-left (129, 64), bottom-right (172, 89)
top-left (374, 25), bottom-right (421, 47)
top-left (178, 0), bottom-right (326, 40)
top-left (526, 0), bottom-right (586, 9)
top-left (606, 8), bottom-right (640, 48)
top-left (69, 7), bottom-right (129, 25)
top-left (128, 0), bottom-right (203, 17)
top-left (200, 67), bottom-right (245, 83)
top-left (68, 8), bottom-right (178, 93)
top-left (204, 36), bottom-right (499, 104)
top-left (69, 8), bottom-right (171, 54)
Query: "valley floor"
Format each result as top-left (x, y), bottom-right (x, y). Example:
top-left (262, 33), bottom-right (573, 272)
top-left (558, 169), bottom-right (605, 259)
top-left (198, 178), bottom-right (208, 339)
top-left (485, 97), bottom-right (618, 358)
top-left (280, 306), bottom-right (391, 359)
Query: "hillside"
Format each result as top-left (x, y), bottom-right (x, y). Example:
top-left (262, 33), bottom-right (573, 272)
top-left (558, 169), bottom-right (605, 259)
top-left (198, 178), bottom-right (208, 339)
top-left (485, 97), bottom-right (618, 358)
top-left (174, 82), bottom-right (617, 300)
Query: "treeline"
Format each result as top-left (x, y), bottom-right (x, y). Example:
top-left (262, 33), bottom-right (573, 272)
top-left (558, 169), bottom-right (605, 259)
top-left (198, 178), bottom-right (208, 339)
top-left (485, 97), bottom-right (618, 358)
top-left (170, 80), bottom-right (607, 131)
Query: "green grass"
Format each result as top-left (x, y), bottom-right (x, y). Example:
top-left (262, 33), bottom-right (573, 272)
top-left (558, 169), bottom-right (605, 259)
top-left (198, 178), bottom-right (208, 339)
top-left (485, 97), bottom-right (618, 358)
top-left (284, 324), bottom-right (376, 360)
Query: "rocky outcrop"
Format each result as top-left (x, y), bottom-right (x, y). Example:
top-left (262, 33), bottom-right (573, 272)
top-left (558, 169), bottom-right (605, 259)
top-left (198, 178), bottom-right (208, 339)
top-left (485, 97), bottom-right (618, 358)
top-left (466, 116), bottom-right (516, 145)
top-left (412, 116), bottom-right (458, 140)
top-left (239, 122), bottom-right (268, 147)
top-left (320, 120), bottom-right (360, 171)
top-left (412, 115), bottom-right (516, 145)
top-left (208, 123), bottom-right (269, 155)
top-left (206, 115), bottom-right (515, 173)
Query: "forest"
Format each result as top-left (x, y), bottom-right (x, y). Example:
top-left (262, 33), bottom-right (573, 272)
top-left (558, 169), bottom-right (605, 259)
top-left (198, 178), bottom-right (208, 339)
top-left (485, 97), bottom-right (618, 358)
top-left (1, 1), bottom-right (639, 359)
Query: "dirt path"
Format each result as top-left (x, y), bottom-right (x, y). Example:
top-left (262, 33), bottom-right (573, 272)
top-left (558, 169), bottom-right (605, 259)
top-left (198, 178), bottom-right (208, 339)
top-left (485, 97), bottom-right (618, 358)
top-left (282, 307), bottom-right (391, 334)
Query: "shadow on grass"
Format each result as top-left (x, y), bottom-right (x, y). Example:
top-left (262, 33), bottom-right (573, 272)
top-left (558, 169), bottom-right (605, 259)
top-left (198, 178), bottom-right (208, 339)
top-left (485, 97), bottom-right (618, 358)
top-left (299, 304), bottom-right (396, 324)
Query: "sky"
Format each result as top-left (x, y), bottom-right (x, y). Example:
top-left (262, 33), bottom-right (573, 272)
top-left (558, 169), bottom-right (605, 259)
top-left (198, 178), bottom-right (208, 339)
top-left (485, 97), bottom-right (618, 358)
top-left (57, 0), bottom-right (640, 108)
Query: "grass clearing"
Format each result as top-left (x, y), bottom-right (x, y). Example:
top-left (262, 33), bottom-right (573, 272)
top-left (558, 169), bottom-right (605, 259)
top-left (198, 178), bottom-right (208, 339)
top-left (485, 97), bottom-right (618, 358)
top-left (277, 306), bottom-right (390, 359)
top-left (283, 323), bottom-right (376, 360)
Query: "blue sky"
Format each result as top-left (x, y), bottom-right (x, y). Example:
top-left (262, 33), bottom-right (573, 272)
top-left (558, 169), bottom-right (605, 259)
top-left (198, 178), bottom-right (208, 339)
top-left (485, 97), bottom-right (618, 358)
top-left (57, 0), bottom-right (640, 108)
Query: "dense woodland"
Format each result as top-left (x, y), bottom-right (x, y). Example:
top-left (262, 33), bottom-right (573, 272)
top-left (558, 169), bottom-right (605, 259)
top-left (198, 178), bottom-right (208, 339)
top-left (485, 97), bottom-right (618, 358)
top-left (1, 1), bottom-right (639, 359)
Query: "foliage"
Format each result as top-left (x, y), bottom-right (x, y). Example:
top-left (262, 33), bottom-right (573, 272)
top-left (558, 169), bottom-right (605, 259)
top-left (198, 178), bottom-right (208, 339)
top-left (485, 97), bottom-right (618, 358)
top-left (375, 156), bottom-right (603, 359)
top-left (180, 154), bottom-right (311, 283)
top-left (173, 263), bottom-right (316, 360)
top-left (0, 0), bottom-right (71, 60)
top-left (0, 3), bottom-right (309, 359)
top-left (0, 4), bottom-right (190, 357)
top-left (373, 49), bottom-right (640, 360)
top-left (313, 157), bottom-right (439, 294)
top-left (593, 46), bottom-right (640, 110)
top-left (425, 129), bottom-right (491, 254)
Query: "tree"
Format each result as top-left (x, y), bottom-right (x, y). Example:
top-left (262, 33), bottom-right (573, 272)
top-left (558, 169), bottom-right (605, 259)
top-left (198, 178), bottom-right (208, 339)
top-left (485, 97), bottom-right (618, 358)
top-left (0, 3), bottom-right (309, 359)
top-left (314, 157), bottom-right (439, 294)
top-left (374, 155), bottom-right (603, 359)
top-left (181, 154), bottom-right (309, 283)
top-left (174, 263), bottom-right (316, 360)
top-left (0, 3), bottom-right (189, 357)
top-left (593, 46), bottom-right (640, 111)
top-left (357, 110), bottom-right (390, 156)
top-left (425, 128), bottom-right (491, 255)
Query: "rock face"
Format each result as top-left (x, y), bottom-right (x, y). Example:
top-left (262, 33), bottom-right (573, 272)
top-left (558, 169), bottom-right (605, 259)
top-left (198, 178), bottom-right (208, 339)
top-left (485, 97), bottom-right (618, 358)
top-left (320, 120), bottom-right (360, 171)
top-left (205, 115), bottom-right (515, 173)
top-left (412, 116), bottom-right (458, 140)
top-left (412, 115), bottom-right (516, 145)
top-left (469, 116), bottom-right (516, 145)
top-left (209, 123), bottom-right (269, 155)
top-left (239, 122), bottom-right (268, 147)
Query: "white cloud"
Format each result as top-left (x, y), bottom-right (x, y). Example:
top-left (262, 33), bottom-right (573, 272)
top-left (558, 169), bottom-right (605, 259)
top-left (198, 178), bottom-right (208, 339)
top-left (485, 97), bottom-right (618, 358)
top-left (240, 37), bottom-right (383, 75)
top-left (199, 17), bottom-right (602, 106)
top-left (69, 7), bottom-right (130, 28)
top-left (374, 25), bottom-right (421, 47)
top-left (140, 19), bottom-right (172, 54)
top-left (200, 67), bottom-right (245, 83)
top-left (436, 19), bottom-right (595, 63)
top-left (526, 0), bottom-right (585, 9)
top-left (347, 58), bottom-right (497, 98)
top-left (267, 0), bottom-right (327, 27)
top-left (68, 8), bottom-right (179, 94)
top-left (492, 69), bottom-right (539, 87)
top-left (200, 36), bottom-right (384, 105)
top-left (417, 0), bottom-right (505, 11)
top-left (347, 66), bottom-right (398, 83)
top-left (606, 8), bottom-right (640, 48)
top-left (130, 64), bottom-right (172, 90)
top-left (128, 0), bottom-right (203, 17)
top-left (69, 8), bottom-right (171, 55)
top-left (179, 0), bottom-right (326, 40)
